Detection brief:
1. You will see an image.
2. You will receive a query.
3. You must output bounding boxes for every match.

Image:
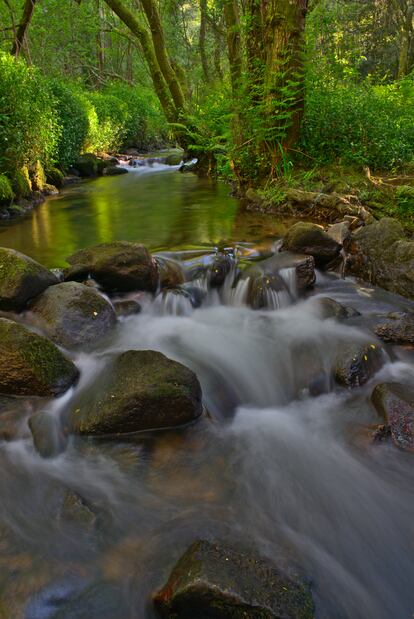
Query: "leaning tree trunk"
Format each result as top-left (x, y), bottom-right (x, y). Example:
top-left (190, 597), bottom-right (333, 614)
top-left (139, 0), bottom-right (186, 113)
top-left (103, 0), bottom-right (176, 122)
top-left (11, 0), bottom-right (37, 57)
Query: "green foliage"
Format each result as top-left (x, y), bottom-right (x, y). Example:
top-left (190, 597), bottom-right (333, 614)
top-left (302, 76), bottom-right (414, 169)
top-left (396, 186), bottom-right (414, 219)
top-left (50, 81), bottom-right (89, 169)
top-left (0, 174), bottom-right (14, 203)
top-left (0, 51), bottom-right (60, 175)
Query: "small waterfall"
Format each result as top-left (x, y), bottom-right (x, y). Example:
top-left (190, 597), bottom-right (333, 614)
top-left (153, 289), bottom-right (194, 316)
top-left (280, 266), bottom-right (297, 299)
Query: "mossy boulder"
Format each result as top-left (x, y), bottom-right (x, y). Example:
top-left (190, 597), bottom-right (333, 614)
top-left (334, 342), bottom-right (385, 388)
top-left (29, 281), bottom-right (117, 348)
top-left (102, 165), bottom-right (128, 176)
top-left (0, 247), bottom-right (58, 311)
top-left (374, 312), bottom-right (414, 345)
top-left (69, 350), bottom-right (202, 436)
top-left (30, 160), bottom-right (46, 191)
top-left (64, 241), bottom-right (158, 293)
top-left (371, 382), bottom-right (414, 452)
top-left (282, 222), bottom-right (341, 267)
top-left (165, 152), bottom-right (183, 166)
top-left (46, 166), bottom-right (65, 189)
top-left (153, 539), bottom-right (315, 619)
top-left (0, 174), bottom-right (14, 203)
top-left (74, 153), bottom-right (99, 177)
top-left (12, 166), bottom-right (32, 198)
top-left (0, 318), bottom-right (79, 397)
top-left (347, 218), bottom-right (414, 299)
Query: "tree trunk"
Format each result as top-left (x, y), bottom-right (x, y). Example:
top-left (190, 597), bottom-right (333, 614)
top-left (397, 4), bottom-right (414, 78)
top-left (223, 0), bottom-right (242, 95)
top-left (139, 0), bottom-right (186, 112)
top-left (199, 0), bottom-right (210, 82)
top-left (11, 0), bottom-right (37, 57)
top-left (103, 0), bottom-right (176, 122)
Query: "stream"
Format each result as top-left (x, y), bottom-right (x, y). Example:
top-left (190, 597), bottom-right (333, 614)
top-left (0, 162), bottom-right (414, 619)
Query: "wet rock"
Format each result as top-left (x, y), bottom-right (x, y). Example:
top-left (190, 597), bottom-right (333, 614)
top-left (0, 318), bottom-right (79, 397)
top-left (29, 282), bottom-right (117, 348)
top-left (59, 489), bottom-right (97, 529)
top-left (102, 165), bottom-right (128, 176)
top-left (371, 382), bottom-right (414, 452)
top-left (65, 241), bottom-right (158, 293)
top-left (0, 247), bottom-right (58, 312)
top-left (113, 299), bottom-right (142, 317)
top-left (156, 256), bottom-right (185, 289)
top-left (69, 350), bottom-right (202, 436)
top-left (165, 152), bottom-right (183, 166)
top-left (208, 253), bottom-right (234, 287)
top-left (334, 342), bottom-right (384, 388)
top-left (153, 539), bottom-right (315, 619)
top-left (181, 284), bottom-right (207, 308)
top-left (282, 222), bottom-right (341, 267)
top-left (244, 252), bottom-right (316, 298)
top-left (28, 411), bottom-right (67, 458)
top-left (327, 221), bottom-right (351, 247)
top-left (374, 312), bottom-right (414, 345)
top-left (315, 297), bottom-right (360, 320)
top-left (346, 218), bottom-right (414, 299)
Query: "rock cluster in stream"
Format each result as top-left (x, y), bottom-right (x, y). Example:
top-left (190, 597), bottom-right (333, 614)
top-left (0, 216), bottom-right (414, 618)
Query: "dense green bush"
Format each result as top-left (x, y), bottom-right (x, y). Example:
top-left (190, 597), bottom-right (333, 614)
top-left (0, 51), bottom-right (59, 176)
top-left (50, 81), bottom-right (89, 168)
top-left (302, 76), bottom-right (414, 169)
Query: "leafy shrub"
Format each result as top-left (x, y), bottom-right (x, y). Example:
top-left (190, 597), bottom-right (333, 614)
top-left (85, 91), bottom-right (128, 153)
top-left (50, 81), bottom-right (89, 169)
top-left (396, 185), bottom-right (414, 219)
top-left (0, 174), bottom-right (14, 203)
top-left (0, 51), bottom-right (59, 175)
top-left (302, 76), bottom-right (414, 169)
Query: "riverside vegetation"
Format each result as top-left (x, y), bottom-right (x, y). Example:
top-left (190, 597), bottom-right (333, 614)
top-left (1, 0), bottom-right (414, 618)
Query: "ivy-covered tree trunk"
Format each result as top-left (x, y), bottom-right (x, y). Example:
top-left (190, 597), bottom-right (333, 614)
top-left (139, 0), bottom-right (186, 112)
top-left (11, 0), bottom-right (37, 57)
top-left (103, 0), bottom-right (176, 122)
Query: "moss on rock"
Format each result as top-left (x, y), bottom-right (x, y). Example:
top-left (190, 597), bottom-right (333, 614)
top-left (282, 222), bottom-right (341, 267)
top-left (69, 350), bottom-right (202, 435)
top-left (30, 160), bottom-right (46, 191)
top-left (0, 318), bottom-right (79, 397)
top-left (0, 247), bottom-right (58, 311)
top-left (0, 174), bottom-right (14, 203)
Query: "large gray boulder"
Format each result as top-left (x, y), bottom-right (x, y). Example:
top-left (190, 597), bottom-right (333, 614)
top-left (346, 218), bottom-right (414, 299)
top-left (65, 242), bottom-right (158, 293)
top-left (0, 318), bottom-right (79, 397)
top-left (371, 382), bottom-right (414, 452)
top-left (153, 539), bottom-right (315, 619)
top-left (282, 222), bottom-right (341, 267)
top-left (0, 247), bottom-right (58, 311)
top-left (69, 350), bottom-right (202, 436)
top-left (29, 281), bottom-right (117, 348)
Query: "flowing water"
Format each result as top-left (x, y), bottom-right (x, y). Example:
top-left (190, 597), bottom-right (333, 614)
top-left (0, 162), bottom-right (414, 619)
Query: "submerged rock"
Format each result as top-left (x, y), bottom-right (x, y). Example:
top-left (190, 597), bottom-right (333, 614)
top-left (314, 297), bottom-right (360, 320)
top-left (113, 298), bottom-right (142, 317)
top-left (374, 312), bottom-right (414, 345)
top-left (334, 342), bottom-right (384, 388)
top-left (371, 382), bottom-right (414, 452)
top-left (154, 539), bottom-right (315, 619)
top-left (0, 318), bottom-right (79, 397)
top-left (29, 411), bottom-right (67, 458)
top-left (282, 222), bottom-right (341, 267)
top-left (346, 218), bottom-right (414, 299)
top-left (69, 350), bottom-right (202, 436)
top-left (0, 247), bottom-right (58, 312)
top-left (65, 241), bottom-right (158, 293)
top-left (29, 281), bottom-right (117, 348)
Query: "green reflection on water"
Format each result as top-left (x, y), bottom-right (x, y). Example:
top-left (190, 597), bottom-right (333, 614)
top-left (0, 170), bottom-right (291, 267)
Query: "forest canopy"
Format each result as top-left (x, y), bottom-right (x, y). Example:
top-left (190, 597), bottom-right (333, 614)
top-left (1, 0), bottom-right (414, 196)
